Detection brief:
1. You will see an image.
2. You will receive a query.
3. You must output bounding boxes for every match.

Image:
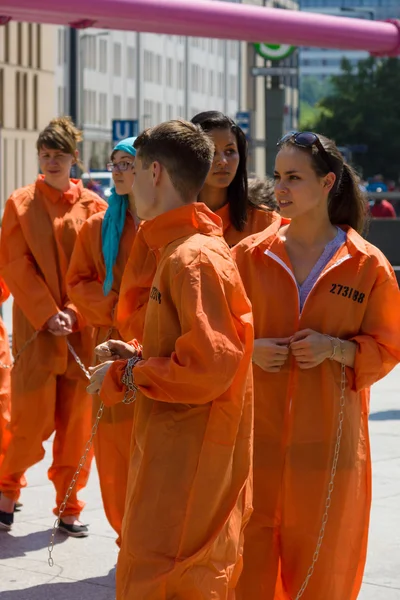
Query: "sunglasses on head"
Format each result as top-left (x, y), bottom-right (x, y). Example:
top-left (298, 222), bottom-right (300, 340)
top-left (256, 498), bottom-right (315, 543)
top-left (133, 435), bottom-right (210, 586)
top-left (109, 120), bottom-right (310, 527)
top-left (277, 131), bottom-right (333, 172)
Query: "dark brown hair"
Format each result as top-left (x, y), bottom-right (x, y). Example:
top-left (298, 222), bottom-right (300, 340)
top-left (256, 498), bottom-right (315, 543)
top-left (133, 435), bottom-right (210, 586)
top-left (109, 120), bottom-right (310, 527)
top-left (36, 116), bottom-right (82, 157)
top-left (279, 133), bottom-right (368, 233)
top-left (191, 111), bottom-right (248, 231)
top-left (248, 176), bottom-right (278, 212)
top-left (134, 120), bottom-right (214, 202)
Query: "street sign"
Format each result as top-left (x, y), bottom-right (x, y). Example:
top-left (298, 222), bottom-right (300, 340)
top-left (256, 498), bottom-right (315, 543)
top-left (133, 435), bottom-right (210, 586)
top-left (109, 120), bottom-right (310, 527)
top-left (112, 119), bottom-right (139, 145)
top-left (254, 43), bottom-right (296, 61)
top-left (251, 67), bottom-right (298, 77)
top-left (236, 111), bottom-right (251, 139)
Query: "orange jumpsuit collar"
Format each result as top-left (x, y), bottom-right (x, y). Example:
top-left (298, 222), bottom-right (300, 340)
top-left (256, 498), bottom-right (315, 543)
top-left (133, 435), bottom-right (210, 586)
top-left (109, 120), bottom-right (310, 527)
top-left (141, 202), bottom-right (223, 250)
top-left (215, 202), bottom-right (231, 234)
top-left (36, 174), bottom-right (83, 204)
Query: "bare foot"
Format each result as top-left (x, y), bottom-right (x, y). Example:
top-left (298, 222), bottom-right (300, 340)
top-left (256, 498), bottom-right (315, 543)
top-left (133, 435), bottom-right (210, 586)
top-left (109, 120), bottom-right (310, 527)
top-left (0, 495), bottom-right (14, 513)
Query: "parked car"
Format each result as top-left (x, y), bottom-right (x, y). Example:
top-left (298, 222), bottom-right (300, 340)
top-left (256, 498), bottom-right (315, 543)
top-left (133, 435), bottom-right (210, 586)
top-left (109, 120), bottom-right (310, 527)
top-left (81, 172), bottom-right (113, 200)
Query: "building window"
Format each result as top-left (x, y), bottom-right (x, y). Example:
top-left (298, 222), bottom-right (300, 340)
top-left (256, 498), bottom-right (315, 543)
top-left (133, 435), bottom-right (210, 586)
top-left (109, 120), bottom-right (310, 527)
top-left (33, 75), bottom-right (38, 130)
top-left (156, 102), bottom-right (162, 123)
top-left (0, 69), bottom-right (3, 126)
top-left (167, 104), bottom-right (173, 120)
top-left (23, 73), bottom-right (28, 129)
top-left (143, 99), bottom-right (153, 127)
top-left (37, 25), bottom-right (41, 69)
top-left (4, 23), bottom-right (10, 63)
top-left (208, 71), bottom-right (214, 96)
top-left (99, 39), bottom-right (108, 73)
top-left (58, 86), bottom-right (65, 116)
top-left (114, 43), bottom-right (122, 77)
top-left (127, 47), bottom-right (136, 79)
top-left (217, 72), bottom-right (224, 98)
top-left (17, 23), bottom-right (23, 66)
top-left (28, 24), bottom-right (33, 68)
top-left (58, 29), bottom-right (64, 66)
top-left (15, 73), bottom-right (20, 129)
top-left (113, 95), bottom-right (122, 118)
top-left (191, 64), bottom-right (200, 92)
top-left (229, 41), bottom-right (238, 60)
top-left (155, 55), bottom-right (162, 84)
top-left (177, 105), bottom-right (184, 118)
top-left (218, 40), bottom-right (224, 56)
top-left (144, 50), bottom-right (154, 82)
top-left (229, 74), bottom-right (237, 101)
top-left (127, 97), bottom-right (136, 118)
top-left (177, 61), bottom-right (184, 90)
top-left (166, 58), bottom-right (173, 87)
top-left (99, 93), bottom-right (107, 125)
top-left (209, 39), bottom-right (214, 54)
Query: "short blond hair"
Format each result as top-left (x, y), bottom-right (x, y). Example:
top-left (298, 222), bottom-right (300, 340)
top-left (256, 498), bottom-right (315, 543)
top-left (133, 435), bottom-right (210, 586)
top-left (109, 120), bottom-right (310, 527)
top-left (134, 120), bottom-right (214, 201)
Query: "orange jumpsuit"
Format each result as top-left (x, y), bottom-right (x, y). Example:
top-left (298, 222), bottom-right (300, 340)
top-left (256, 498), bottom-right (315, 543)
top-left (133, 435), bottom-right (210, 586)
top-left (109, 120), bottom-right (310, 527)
top-left (66, 211), bottom-right (137, 540)
top-left (0, 176), bottom-right (107, 516)
top-left (116, 202), bottom-right (279, 343)
top-left (101, 203), bottom-right (254, 600)
top-left (0, 276), bottom-right (11, 470)
top-left (232, 219), bottom-right (400, 600)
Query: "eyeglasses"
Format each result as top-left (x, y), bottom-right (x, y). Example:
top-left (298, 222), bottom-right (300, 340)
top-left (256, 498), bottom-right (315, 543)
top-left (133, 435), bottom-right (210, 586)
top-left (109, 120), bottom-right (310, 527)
top-left (277, 131), bottom-right (333, 172)
top-left (106, 160), bottom-right (134, 173)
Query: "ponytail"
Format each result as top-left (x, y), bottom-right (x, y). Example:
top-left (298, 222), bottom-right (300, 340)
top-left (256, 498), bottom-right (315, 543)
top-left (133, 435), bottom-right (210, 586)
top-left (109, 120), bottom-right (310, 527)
top-left (328, 162), bottom-right (368, 234)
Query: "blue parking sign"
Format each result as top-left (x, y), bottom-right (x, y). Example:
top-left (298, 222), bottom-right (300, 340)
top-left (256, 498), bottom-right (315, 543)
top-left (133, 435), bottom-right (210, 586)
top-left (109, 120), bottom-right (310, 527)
top-left (236, 111), bottom-right (251, 140)
top-left (112, 119), bottom-right (139, 145)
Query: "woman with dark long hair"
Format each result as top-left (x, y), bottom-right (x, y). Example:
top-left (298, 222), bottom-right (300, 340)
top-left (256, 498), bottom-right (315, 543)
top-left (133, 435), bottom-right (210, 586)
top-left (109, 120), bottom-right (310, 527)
top-left (233, 131), bottom-right (400, 599)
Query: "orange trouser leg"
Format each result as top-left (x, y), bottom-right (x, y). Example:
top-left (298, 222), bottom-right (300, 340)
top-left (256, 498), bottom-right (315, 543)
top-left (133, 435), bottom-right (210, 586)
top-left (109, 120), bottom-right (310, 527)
top-left (49, 366), bottom-right (94, 517)
top-left (236, 517), bottom-right (280, 600)
top-left (0, 369), bottom-right (56, 501)
top-left (93, 396), bottom-right (134, 543)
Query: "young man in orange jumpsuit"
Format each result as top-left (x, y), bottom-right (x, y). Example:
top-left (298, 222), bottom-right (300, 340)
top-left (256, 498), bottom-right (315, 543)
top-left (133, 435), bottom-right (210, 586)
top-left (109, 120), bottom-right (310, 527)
top-left (67, 137), bottom-right (139, 544)
top-left (0, 276), bottom-right (11, 474)
top-left (232, 131), bottom-right (400, 599)
top-left (88, 120), bottom-right (254, 599)
top-left (116, 110), bottom-right (278, 344)
top-left (0, 117), bottom-right (107, 533)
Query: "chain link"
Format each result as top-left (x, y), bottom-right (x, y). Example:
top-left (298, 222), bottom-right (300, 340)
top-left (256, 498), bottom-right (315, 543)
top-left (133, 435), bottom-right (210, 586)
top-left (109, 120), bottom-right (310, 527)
top-left (294, 341), bottom-right (346, 599)
top-left (48, 340), bottom-right (103, 567)
top-left (121, 356), bottom-right (141, 404)
top-left (0, 330), bottom-right (40, 370)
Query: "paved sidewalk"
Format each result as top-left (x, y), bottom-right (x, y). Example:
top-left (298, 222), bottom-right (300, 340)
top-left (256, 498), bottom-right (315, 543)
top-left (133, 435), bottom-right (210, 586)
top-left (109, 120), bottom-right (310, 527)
top-left (0, 303), bottom-right (399, 599)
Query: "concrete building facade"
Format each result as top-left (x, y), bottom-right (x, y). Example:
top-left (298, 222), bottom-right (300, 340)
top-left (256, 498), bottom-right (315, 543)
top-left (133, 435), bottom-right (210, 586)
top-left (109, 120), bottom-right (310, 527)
top-left (0, 21), bottom-right (56, 212)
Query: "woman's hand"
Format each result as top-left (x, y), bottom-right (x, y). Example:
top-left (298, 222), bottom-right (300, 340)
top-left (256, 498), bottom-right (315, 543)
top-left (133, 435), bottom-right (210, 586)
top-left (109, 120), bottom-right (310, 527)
top-left (95, 340), bottom-right (139, 363)
top-left (87, 361), bottom-right (114, 394)
top-left (290, 329), bottom-right (331, 369)
top-left (252, 338), bottom-right (291, 373)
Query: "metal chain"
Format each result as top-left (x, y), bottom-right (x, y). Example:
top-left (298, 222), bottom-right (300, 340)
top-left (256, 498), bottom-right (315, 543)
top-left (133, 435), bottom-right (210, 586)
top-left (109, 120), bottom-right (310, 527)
top-left (294, 341), bottom-right (346, 599)
top-left (0, 330), bottom-right (40, 369)
top-left (121, 356), bottom-right (141, 404)
top-left (48, 340), bottom-right (104, 567)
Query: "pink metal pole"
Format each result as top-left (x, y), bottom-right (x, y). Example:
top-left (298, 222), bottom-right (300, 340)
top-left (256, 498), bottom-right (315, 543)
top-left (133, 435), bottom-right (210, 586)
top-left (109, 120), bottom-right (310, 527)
top-left (0, 0), bottom-right (399, 56)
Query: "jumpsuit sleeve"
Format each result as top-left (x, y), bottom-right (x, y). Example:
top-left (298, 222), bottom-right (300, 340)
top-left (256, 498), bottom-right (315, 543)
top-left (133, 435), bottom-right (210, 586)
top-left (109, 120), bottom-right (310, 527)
top-left (67, 220), bottom-right (117, 328)
top-left (101, 256), bottom-right (248, 407)
top-left (0, 198), bottom-right (60, 330)
top-left (349, 269), bottom-right (400, 391)
top-left (0, 276), bottom-right (10, 304)
top-left (116, 226), bottom-right (157, 342)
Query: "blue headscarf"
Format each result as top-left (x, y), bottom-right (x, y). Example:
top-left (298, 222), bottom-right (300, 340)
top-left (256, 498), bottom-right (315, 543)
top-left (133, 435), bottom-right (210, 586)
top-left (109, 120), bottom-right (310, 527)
top-left (102, 136), bottom-right (136, 295)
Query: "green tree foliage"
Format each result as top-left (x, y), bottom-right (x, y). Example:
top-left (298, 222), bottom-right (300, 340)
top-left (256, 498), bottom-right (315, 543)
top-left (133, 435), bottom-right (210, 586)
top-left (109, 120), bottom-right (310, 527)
top-left (314, 57), bottom-right (400, 180)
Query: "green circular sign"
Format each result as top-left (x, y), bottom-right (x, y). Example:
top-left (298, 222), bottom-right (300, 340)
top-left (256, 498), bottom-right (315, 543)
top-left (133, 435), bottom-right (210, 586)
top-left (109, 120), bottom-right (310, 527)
top-left (254, 43), bottom-right (296, 61)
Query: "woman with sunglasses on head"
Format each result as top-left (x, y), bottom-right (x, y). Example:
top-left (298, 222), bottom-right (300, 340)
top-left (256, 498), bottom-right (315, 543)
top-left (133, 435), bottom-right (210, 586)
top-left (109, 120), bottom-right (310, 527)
top-left (67, 137), bottom-right (144, 545)
top-left (233, 131), bottom-right (400, 599)
top-left (116, 111), bottom-right (280, 343)
top-left (0, 117), bottom-right (107, 534)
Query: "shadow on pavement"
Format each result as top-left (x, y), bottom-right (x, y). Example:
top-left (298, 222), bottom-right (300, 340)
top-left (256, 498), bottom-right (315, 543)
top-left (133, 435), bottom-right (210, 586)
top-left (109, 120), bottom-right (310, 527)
top-left (1, 569), bottom-right (116, 600)
top-left (0, 528), bottom-right (67, 560)
top-left (369, 410), bottom-right (400, 421)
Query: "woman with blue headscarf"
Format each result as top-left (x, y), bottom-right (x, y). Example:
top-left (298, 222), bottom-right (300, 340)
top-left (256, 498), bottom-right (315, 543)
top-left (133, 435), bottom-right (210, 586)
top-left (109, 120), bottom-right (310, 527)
top-left (67, 137), bottom-right (138, 545)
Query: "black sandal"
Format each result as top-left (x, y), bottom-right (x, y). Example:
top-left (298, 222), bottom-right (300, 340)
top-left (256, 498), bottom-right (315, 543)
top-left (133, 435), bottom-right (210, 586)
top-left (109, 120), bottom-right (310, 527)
top-left (58, 519), bottom-right (89, 538)
top-left (0, 510), bottom-right (14, 531)
top-left (14, 501), bottom-right (23, 512)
